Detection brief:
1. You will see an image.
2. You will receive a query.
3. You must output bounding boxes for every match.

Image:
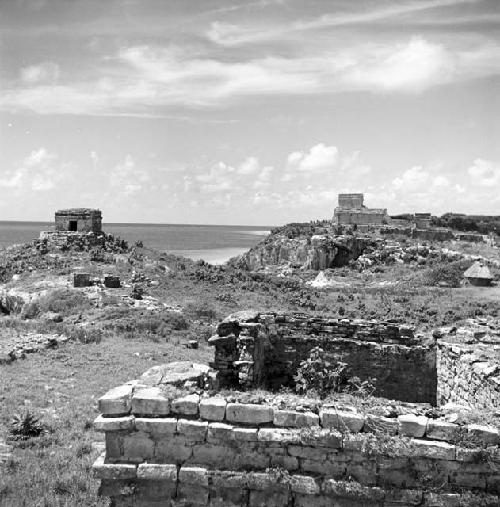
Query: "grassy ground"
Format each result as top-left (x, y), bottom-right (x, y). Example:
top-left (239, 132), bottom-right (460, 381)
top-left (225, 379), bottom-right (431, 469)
top-left (0, 336), bottom-right (211, 507)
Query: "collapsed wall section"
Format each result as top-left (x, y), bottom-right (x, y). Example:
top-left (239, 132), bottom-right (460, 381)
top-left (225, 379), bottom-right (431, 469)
top-left (93, 366), bottom-right (500, 507)
top-left (210, 312), bottom-right (437, 405)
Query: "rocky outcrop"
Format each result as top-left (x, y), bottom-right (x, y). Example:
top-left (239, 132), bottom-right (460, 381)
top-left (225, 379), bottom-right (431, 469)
top-left (232, 229), bottom-right (372, 271)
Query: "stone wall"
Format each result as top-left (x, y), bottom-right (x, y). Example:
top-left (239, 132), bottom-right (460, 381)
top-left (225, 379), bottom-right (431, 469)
top-left (93, 366), bottom-right (500, 506)
top-left (436, 323), bottom-right (500, 410)
top-left (55, 208), bottom-right (102, 233)
top-left (334, 209), bottom-right (387, 226)
top-left (210, 311), bottom-right (437, 405)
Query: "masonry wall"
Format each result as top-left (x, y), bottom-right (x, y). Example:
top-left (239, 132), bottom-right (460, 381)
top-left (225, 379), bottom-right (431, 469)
top-left (210, 313), bottom-right (437, 405)
top-left (93, 379), bottom-right (500, 507)
top-left (334, 209), bottom-right (387, 226)
top-left (437, 342), bottom-right (500, 410)
top-left (55, 210), bottom-right (102, 233)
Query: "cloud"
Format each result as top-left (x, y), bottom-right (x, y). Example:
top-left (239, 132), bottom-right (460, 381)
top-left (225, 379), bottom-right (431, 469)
top-left (287, 144), bottom-right (339, 172)
top-left (467, 158), bottom-right (500, 186)
top-left (109, 155), bottom-right (150, 196)
top-left (20, 62), bottom-right (60, 84)
top-left (0, 148), bottom-right (61, 191)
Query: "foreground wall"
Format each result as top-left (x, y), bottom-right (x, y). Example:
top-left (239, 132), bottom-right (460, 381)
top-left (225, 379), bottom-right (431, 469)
top-left (93, 370), bottom-right (500, 507)
top-left (210, 312), bottom-right (437, 405)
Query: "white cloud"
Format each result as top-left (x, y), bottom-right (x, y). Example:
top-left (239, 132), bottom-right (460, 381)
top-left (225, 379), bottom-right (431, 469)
top-left (467, 158), bottom-right (500, 186)
top-left (237, 156), bottom-right (260, 175)
top-left (20, 62), bottom-right (60, 84)
top-left (287, 143), bottom-right (338, 172)
top-left (109, 155), bottom-right (150, 196)
top-left (0, 148), bottom-right (61, 191)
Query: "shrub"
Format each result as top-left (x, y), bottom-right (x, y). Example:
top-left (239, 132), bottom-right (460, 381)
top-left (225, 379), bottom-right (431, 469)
top-left (183, 298), bottom-right (217, 321)
top-left (66, 326), bottom-right (103, 344)
top-left (36, 289), bottom-right (91, 316)
top-left (294, 347), bottom-right (350, 398)
top-left (422, 260), bottom-right (471, 287)
top-left (9, 411), bottom-right (45, 441)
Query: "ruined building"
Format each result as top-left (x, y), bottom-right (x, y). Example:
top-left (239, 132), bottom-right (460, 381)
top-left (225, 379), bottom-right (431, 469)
top-left (333, 193), bottom-right (388, 226)
top-left (54, 208), bottom-right (102, 233)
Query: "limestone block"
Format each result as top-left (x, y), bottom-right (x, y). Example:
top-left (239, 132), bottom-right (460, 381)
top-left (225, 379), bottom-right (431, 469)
top-left (98, 384), bottom-right (133, 416)
top-left (134, 417), bottom-right (177, 435)
top-left (273, 409), bottom-right (319, 428)
top-left (249, 490), bottom-right (290, 507)
top-left (411, 439), bottom-right (456, 460)
top-left (300, 428), bottom-right (343, 448)
top-left (320, 409), bottom-right (365, 433)
top-left (226, 403), bottom-right (273, 425)
top-left (384, 488), bottom-right (423, 505)
top-left (322, 478), bottom-right (385, 501)
top-left (270, 455), bottom-right (299, 471)
top-left (104, 275), bottom-right (121, 288)
top-left (258, 428), bottom-right (300, 444)
top-left (73, 272), bottom-right (91, 288)
top-left (177, 419), bottom-right (208, 442)
top-left (290, 475), bottom-right (321, 495)
top-left (179, 466), bottom-right (209, 487)
top-left (92, 454), bottom-right (136, 480)
top-left (288, 445), bottom-right (328, 461)
top-left (207, 422), bottom-right (234, 443)
top-left (155, 436), bottom-right (193, 464)
top-left (398, 414), bottom-right (428, 438)
top-left (364, 415), bottom-right (398, 435)
top-left (199, 397), bottom-right (227, 421)
top-left (467, 424), bottom-right (500, 446)
top-left (191, 443), bottom-right (237, 468)
top-left (171, 393), bottom-right (200, 415)
top-left (425, 420), bottom-right (460, 442)
top-left (209, 470), bottom-right (247, 489)
top-left (94, 415), bottom-right (134, 432)
top-left (423, 492), bottom-right (461, 507)
top-left (233, 427), bottom-right (259, 441)
top-left (233, 450), bottom-right (270, 471)
top-left (122, 431), bottom-right (155, 462)
top-left (137, 463), bottom-right (177, 481)
top-left (131, 387), bottom-right (170, 416)
top-left (177, 484), bottom-right (209, 506)
top-left (105, 432), bottom-right (123, 459)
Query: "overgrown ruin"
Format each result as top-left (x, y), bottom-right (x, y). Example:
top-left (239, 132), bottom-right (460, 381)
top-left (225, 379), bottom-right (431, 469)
top-left (54, 208), bottom-right (102, 233)
top-left (93, 311), bottom-right (500, 506)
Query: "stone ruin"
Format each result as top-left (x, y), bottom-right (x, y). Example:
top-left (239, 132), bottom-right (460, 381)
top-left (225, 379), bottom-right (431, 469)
top-left (55, 208), bottom-right (102, 233)
top-left (93, 311), bottom-right (500, 506)
top-left (333, 193), bottom-right (388, 227)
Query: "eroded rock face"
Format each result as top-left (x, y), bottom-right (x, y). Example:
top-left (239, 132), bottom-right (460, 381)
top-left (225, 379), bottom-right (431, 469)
top-left (232, 232), bottom-right (371, 271)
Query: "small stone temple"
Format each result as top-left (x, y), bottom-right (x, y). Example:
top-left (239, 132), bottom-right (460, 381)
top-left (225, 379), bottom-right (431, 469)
top-left (54, 208), bottom-right (102, 233)
top-left (333, 193), bottom-right (387, 226)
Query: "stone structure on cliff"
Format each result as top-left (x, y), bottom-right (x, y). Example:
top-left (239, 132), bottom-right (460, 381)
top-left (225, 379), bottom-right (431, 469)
top-left (54, 208), bottom-right (102, 233)
top-left (333, 193), bottom-right (388, 226)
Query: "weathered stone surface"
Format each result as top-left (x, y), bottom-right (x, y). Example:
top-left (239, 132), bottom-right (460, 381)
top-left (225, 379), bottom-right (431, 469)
top-left (122, 432), bottom-right (154, 462)
top-left (140, 361), bottom-right (210, 387)
top-left (131, 387), bottom-right (170, 416)
top-left (467, 424), bottom-right (500, 446)
top-left (320, 409), bottom-right (365, 433)
top-left (98, 384), bottom-right (133, 416)
top-left (179, 466), bottom-right (209, 486)
top-left (199, 397), bottom-right (227, 421)
top-left (411, 439), bottom-right (456, 460)
top-left (398, 414), bottom-right (428, 438)
top-left (226, 403), bottom-right (273, 425)
top-left (426, 420), bottom-right (461, 441)
top-left (207, 422), bottom-right (234, 443)
top-left (171, 394), bottom-right (200, 415)
top-left (273, 409), bottom-right (319, 428)
top-left (94, 415), bottom-right (134, 432)
top-left (134, 417), bottom-right (177, 435)
top-left (92, 454), bottom-right (136, 480)
top-left (233, 427), bottom-right (259, 441)
top-left (136, 464), bottom-right (177, 481)
top-left (177, 419), bottom-right (208, 442)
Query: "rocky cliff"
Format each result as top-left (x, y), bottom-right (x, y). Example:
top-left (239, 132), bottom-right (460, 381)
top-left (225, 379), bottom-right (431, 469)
top-left (231, 223), bottom-right (373, 271)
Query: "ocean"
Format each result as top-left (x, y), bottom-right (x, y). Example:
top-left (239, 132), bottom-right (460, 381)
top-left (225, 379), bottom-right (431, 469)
top-left (0, 222), bottom-right (271, 264)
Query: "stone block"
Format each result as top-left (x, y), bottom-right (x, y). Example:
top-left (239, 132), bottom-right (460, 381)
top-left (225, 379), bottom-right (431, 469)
top-left (207, 422), bottom-right (234, 443)
top-left (98, 384), bottom-right (133, 416)
top-left (226, 403), bottom-right (273, 425)
top-left (273, 410), bottom-right (319, 428)
top-left (134, 417), bottom-right (177, 435)
top-left (73, 272), bottom-right (91, 287)
top-left (177, 484), bottom-right (209, 506)
top-left (288, 445), bottom-right (328, 461)
top-left (192, 444), bottom-right (237, 468)
top-left (467, 424), bottom-right (500, 446)
top-left (199, 397), bottom-right (227, 421)
top-left (137, 463), bottom-right (177, 481)
top-left (94, 415), bottom-right (134, 432)
top-left (155, 435), bottom-right (192, 464)
top-left (411, 439), bottom-right (456, 460)
top-left (104, 275), bottom-right (121, 288)
top-left (364, 414), bottom-right (398, 435)
top-left (249, 490), bottom-right (290, 507)
top-left (270, 455), bottom-right (299, 471)
top-left (258, 428), bottom-right (300, 444)
top-left (131, 387), bottom-right (170, 416)
top-left (385, 489), bottom-right (423, 505)
top-left (425, 420), bottom-right (460, 442)
top-left (122, 431), bottom-right (155, 462)
top-left (320, 409), bottom-right (365, 433)
top-left (171, 393), bottom-right (199, 415)
top-left (177, 419), bottom-right (208, 442)
top-left (233, 427), bottom-right (259, 441)
top-left (92, 454), bottom-right (136, 480)
top-left (322, 478), bottom-right (385, 501)
top-left (179, 466), bottom-right (209, 487)
top-left (423, 492), bottom-right (461, 507)
top-left (398, 414), bottom-right (428, 437)
top-left (290, 475), bottom-right (321, 495)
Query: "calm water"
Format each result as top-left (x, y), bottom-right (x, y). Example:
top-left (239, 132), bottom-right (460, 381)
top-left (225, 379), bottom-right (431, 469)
top-left (0, 221), bottom-right (271, 264)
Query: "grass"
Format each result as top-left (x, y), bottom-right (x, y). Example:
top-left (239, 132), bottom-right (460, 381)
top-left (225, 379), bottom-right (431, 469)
top-left (0, 335), bottom-right (211, 506)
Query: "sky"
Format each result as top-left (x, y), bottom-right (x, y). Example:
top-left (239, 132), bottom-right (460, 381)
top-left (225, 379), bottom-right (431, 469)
top-left (0, 0), bottom-right (499, 225)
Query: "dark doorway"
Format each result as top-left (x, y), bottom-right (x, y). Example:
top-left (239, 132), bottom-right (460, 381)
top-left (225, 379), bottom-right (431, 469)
top-left (69, 220), bottom-right (78, 231)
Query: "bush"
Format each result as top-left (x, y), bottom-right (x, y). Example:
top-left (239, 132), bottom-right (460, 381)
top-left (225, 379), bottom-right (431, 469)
top-left (422, 260), bottom-right (471, 288)
top-left (294, 347), bottom-right (350, 398)
top-left (9, 411), bottom-right (46, 441)
top-left (36, 289), bottom-right (91, 316)
top-left (66, 326), bottom-right (103, 344)
top-left (183, 299), bottom-right (217, 321)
